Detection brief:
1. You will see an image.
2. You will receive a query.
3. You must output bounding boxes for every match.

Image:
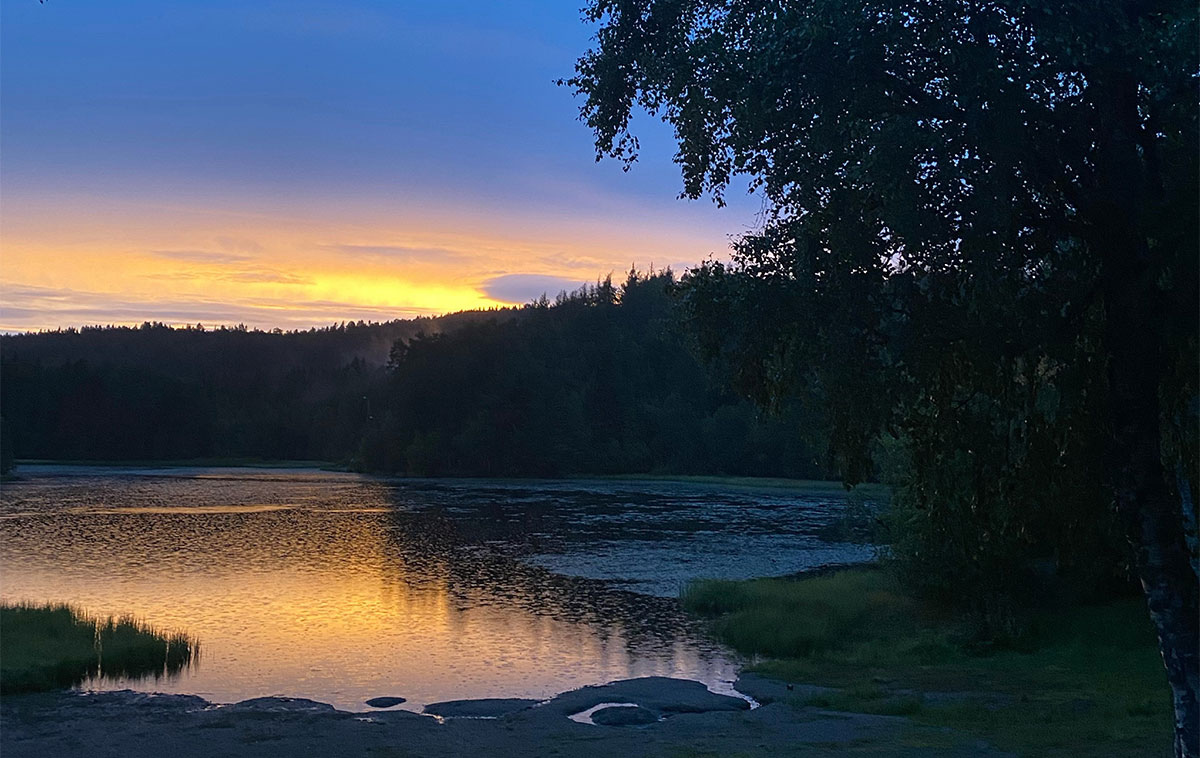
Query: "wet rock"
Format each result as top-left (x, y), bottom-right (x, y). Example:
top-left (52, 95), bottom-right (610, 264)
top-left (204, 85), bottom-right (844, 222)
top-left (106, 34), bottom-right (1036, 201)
top-left (0, 685), bottom-right (1020, 757)
top-left (71, 690), bottom-right (211, 712)
top-left (423, 698), bottom-right (540, 718)
top-left (226, 697), bottom-right (336, 713)
top-left (364, 697), bottom-right (406, 708)
top-left (356, 709), bottom-right (429, 725)
top-left (545, 677), bottom-right (749, 716)
top-left (590, 706), bottom-right (658, 726)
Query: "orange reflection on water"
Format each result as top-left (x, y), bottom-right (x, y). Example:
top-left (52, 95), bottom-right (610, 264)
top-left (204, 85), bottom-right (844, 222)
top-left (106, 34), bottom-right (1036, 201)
top-left (1, 470), bottom-right (740, 711)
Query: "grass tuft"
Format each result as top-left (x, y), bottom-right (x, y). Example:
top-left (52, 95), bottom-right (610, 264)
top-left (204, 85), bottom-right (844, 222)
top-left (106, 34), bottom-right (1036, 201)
top-left (681, 567), bottom-right (927, 660)
top-left (0, 601), bottom-right (196, 693)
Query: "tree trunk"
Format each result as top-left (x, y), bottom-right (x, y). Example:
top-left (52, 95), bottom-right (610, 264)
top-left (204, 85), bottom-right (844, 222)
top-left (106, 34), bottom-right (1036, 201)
top-left (1104, 286), bottom-right (1200, 757)
top-left (1095, 69), bottom-right (1199, 757)
top-left (1101, 207), bottom-right (1200, 757)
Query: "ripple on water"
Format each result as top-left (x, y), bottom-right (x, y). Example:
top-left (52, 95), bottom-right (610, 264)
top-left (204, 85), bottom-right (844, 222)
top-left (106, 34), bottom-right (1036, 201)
top-left (1, 466), bottom-right (871, 711)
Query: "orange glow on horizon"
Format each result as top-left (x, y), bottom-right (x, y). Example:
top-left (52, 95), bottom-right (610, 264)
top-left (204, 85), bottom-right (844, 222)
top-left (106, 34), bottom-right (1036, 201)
top-left (0, 190), bottom-right (737, 332)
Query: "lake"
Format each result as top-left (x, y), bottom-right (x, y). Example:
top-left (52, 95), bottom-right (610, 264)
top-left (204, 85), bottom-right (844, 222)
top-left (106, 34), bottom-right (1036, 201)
top-left (0, 466), bottom-right (872, 711)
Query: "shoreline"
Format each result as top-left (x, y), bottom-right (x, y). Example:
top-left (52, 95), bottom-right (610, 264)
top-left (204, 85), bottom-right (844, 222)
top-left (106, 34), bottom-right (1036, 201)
top-left (0, 674), bottom-right (1008, 758)
top-left (9, 461), bottom-right (887, 497)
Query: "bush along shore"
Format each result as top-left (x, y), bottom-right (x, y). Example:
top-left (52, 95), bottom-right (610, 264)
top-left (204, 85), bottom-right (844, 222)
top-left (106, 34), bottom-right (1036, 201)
top-left (682, 568), bottom-right (1172, 758)
top-left (0, 602), bottom-right (196, 693)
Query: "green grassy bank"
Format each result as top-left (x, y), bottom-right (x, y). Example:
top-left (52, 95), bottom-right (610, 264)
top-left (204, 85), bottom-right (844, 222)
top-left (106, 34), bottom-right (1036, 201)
top-left (683, 569), bottom-right (1171, 757)
top-left (0, 602), bottom-right (196, 693)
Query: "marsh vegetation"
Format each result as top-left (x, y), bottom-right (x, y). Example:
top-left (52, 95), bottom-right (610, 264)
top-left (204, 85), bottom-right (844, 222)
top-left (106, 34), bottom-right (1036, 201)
top-left (0, 602), bottom-right (196, 694)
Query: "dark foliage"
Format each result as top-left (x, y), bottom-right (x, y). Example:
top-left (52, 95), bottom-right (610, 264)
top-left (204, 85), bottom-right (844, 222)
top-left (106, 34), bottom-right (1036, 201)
top-left (567, 1), bottom-right (1197, 750)
top-left (1, 318), bottom-right (442, 462)
top-left (0, 273), bottom-right (831, 479)
top-left (364, 270), bottom-right (829, 477)
top-left (0, 417), bottom-right (13, 475)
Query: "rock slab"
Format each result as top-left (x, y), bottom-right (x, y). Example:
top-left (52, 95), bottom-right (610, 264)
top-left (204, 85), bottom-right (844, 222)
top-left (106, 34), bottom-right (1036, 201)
top-left (591, 706), bottom-right (659, 726)
top-left (226, 697), bottom-right (336, 713)
top-left (423, 698), bottom-right (540, 718)
top-left (546, 677), bottom-right (750, 716)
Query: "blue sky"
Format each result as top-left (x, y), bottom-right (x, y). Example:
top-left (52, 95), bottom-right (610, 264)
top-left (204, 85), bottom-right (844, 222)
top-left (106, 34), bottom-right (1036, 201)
top-left (1, 1), bottom-right (760, 330)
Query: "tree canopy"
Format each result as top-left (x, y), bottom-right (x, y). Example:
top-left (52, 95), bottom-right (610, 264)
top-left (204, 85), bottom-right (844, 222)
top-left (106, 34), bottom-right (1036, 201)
top-left (569, 1), bottom-right (1197, 753)
top-left (0, 275), bottom-right (832, 480)
top-left (365, 271), bottom-right (830, 478)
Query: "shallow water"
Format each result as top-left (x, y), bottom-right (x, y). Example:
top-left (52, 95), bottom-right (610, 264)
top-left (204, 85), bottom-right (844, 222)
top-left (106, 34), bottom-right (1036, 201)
top-left (0, 466), bottom-right (870, 711)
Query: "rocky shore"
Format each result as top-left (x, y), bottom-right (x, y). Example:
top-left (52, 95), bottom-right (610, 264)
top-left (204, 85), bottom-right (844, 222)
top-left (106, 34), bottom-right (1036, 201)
top-left (0, 675), bottom-right (1011, 757)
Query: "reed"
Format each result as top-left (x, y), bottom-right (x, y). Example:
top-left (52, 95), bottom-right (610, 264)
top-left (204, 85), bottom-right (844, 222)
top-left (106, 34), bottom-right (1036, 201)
top-left (0, 601), bottom-right (196, 693)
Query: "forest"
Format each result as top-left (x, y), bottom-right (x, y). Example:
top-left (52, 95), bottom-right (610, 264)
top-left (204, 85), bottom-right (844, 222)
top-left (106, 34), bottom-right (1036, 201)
top-left (564, 0), bottom-right (1198, 751)
top-left (0, 270), bottom-right (830, 479)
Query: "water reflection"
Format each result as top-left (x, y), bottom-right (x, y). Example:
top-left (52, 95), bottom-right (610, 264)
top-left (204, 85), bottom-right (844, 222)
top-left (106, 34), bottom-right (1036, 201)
top-left (0, 467), bottom-right (866, 711)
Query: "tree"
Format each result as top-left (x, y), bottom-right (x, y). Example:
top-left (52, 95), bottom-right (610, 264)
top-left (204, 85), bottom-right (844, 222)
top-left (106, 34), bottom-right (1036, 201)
top-left (568, 1), bottom-right (1198, 753)
top-left (373, 273), bottom-right (831, 477)
top-left (0, 416), bottom-right (13, 476)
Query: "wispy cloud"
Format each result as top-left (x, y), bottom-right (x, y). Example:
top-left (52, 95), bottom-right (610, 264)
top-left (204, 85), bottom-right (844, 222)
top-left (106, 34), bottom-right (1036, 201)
top-left (152, 249), bottom-right (253, 264)
top-left (145, 271), bottom-right (313, 286)
top-left (322, 244), bottom-right (472, 264)
top-left (219, 270), bottom-right (312, 285)
top-left (479, 274), bottom-right (588, 304)
top-left (214, 237), bottom-right (264, 254)
top-left (0, 283), bottom-right (433, 333)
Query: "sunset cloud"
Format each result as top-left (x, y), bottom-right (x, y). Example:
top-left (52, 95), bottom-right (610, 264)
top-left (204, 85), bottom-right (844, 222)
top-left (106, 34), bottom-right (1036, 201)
top-left (152, 249), bottom-right (255, 265)
top-left (322, 244), bottom-right (473, 264)
top-left (480, 274), bottom-right (589, 304)
top-left (0, 1), bottom-right (753, 332)
top-left (0, 283), bottom-right (435, 333)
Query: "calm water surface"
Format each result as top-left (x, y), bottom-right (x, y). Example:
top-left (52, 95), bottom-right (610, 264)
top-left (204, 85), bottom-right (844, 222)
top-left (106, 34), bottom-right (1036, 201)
top-left (0, 466), bottom-right (871, 711)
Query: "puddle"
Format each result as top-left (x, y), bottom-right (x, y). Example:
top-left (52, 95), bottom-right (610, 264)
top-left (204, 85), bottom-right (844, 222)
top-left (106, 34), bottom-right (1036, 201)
top-left (567, 702), bottom-right (645, 725)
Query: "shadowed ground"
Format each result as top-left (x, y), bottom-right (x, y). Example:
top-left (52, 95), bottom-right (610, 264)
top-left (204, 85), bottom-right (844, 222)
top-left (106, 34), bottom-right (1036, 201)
top-left (0, 676), bottom-right (1011, 758)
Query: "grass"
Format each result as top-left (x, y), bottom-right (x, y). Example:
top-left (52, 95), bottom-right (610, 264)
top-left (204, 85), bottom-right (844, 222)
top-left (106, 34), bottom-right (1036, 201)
top-left (682, 568), bottom-right (1173, 757)
top-left (0, 602), bottom-right (197, 693)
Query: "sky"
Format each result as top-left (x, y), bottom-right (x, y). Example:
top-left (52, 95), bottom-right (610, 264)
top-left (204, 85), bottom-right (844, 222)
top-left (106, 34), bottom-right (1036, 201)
top-left (0, 0), bottom-right (761, 332)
